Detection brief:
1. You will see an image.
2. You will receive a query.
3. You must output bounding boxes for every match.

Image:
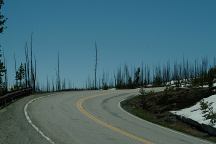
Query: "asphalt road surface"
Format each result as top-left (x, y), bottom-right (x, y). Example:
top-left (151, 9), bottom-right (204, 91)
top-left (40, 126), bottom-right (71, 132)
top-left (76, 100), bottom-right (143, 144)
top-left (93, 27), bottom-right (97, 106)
top-left (0, 88), bottom-right (214, 144)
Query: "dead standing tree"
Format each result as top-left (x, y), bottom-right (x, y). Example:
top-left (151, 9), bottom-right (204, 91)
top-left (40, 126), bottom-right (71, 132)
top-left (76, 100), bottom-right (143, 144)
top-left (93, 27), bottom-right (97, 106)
top-left (13, 53), bottom-right (18, 87)
top-left (2, 48), bottom-right (7, 91)
top-left (28, 33), bottom-right (38, 91)
top-left (56, 52), bottom-right (61, 91)
top-left (30, 33), bottom-right (33, 89)
top-left (94, 41), bottom-right (98, 90)
top-left (30, 33), bottom-right (36, 91)
top-left (24, 42), bottom-right (30, 88)
top-left (34, 56), bottom-right (37, 90)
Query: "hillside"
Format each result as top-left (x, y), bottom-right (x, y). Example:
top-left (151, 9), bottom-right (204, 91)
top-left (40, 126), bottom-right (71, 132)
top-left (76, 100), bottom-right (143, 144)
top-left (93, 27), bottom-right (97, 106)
top-left (121, 87), bottom-right (216, 142)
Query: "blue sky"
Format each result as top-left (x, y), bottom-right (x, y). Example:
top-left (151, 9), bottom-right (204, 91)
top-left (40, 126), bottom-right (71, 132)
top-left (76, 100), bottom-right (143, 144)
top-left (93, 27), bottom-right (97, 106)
top-left (1, 0), bottom-right (216, 88)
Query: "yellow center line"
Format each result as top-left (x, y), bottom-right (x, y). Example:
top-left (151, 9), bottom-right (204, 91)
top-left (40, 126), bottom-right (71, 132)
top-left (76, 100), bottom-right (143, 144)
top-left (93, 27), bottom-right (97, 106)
top-left (76, 92), bottom-right (153, 144)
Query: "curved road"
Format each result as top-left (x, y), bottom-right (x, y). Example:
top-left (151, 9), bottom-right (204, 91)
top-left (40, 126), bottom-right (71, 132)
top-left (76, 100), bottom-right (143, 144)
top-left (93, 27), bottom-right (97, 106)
top-left (0, 89), bottom-right (214, 144)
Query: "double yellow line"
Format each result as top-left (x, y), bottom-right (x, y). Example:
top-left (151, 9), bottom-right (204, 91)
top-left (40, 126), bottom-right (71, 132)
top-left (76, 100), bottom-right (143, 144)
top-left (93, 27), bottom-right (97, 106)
top-left (76, 92), bottom-right (153, 144)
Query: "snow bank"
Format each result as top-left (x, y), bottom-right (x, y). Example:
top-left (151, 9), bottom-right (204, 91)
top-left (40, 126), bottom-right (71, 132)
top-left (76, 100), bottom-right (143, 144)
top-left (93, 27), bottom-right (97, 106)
top-left (171, 94), bottom-right (216, 127)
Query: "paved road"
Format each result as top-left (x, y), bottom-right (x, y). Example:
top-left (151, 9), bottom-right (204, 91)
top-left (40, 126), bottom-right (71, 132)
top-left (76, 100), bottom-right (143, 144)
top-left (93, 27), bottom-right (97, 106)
top-left (0, 89), bottom-right (214, 144)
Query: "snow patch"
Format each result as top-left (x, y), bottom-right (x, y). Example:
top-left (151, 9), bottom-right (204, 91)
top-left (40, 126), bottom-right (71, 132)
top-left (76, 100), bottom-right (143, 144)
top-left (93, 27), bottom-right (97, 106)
top-left (109, 88), bottom-right (116, 90)
top-left (171, 94), bottom-right (216, 127)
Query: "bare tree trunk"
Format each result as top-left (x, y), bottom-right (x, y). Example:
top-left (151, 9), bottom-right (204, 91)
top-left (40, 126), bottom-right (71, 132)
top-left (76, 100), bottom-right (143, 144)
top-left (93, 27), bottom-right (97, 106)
top-left (123, 64), bottom-right (130, 87)
top-left (214, 57), bottom-right (216, 67)
top-left (94, 41), bottom-right (98, 90)
top-left (147, 65), bottom-right (150, 85)
top-left (46, 76), bottom-right (49, 92)
top-left (30, 32), bottom-right (36, 91)
top-left (4, 65), bottom-right (7, 91)
top-left (24, 42), bottom-right (30, 87)
top-left (13, 53), bottom-right (18, 87)
top-left (2, 49), bottom-right (7, 91)
top-left (57, 52), bottom-right (61, 91)
top-left (68, 80), bottom-right (71, 90)
top-left (114, 73), bottom-right (117, 88)
top-left (52, 78), bottom-right (55, 92)
top-left (34, 56), bottom-right (37, 91)
top-left (141, 63), bottom-right (144, 86)
top-left (62, 78), bottom-right (66, 90)
top-left (24, 63), bottom-right (27, 88)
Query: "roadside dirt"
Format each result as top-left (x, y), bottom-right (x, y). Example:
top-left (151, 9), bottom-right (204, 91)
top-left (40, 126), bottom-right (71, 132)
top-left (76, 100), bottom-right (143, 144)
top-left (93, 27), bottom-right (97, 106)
top-left (143, 88), bottom-right (213, 113)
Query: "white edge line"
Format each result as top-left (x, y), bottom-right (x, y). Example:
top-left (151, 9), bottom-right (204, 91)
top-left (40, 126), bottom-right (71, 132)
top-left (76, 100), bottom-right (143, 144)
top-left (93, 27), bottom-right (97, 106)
top-left (24, 95), bottom-right (55, 144)
top-left (118, 97), bottom-right (214, 144)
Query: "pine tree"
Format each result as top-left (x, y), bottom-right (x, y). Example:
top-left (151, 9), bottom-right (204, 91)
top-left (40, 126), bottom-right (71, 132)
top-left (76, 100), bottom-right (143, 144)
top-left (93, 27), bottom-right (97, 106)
top-left (0, 0), bottom-right (6, 34)
top-left (16, 63), bottom-right (25, 88)
top-left (0, 48), bottom-right (6, 94)
top-left (134, 67), bottom-right (141, 87)
top-left (208, 67), bottom-right (216, 90)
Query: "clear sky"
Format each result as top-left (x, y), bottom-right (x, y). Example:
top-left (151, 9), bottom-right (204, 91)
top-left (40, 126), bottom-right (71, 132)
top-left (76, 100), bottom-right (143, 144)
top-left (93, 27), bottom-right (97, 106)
top-left (1, 0), bottom-right (216, 88)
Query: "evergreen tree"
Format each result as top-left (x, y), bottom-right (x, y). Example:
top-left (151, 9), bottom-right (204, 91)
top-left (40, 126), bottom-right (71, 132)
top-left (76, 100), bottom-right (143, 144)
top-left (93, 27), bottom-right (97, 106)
top-left (153, 66), bottom-right (162, 86)
top-left (208, 67), bottom-right (216, 90)
top-left (16, 63), bottom-right (25, 88)
top-left (102, 72), bottom-right (108, 90)
top-left (0, 48), bottom-right (6, 95)
top-left (0, 0), bottom-right (6, 34)
top-left (0, 0), bottom-right (6, 95)
top-left (134, 67), bottom-right (140, 87)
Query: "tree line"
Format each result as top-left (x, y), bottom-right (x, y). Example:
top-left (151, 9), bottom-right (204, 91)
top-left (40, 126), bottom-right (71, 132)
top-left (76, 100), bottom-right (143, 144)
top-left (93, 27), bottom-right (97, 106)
top-left (86, 57), bottom-right (216, 90)
top-left (0, 0), bottom-right (8, 95)
top-left (12, 33), bottom-right (37, 91)
top-left (1, 0), bottom-right (216, 94)
top-left (0, 1), bottom-right (38, 95)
